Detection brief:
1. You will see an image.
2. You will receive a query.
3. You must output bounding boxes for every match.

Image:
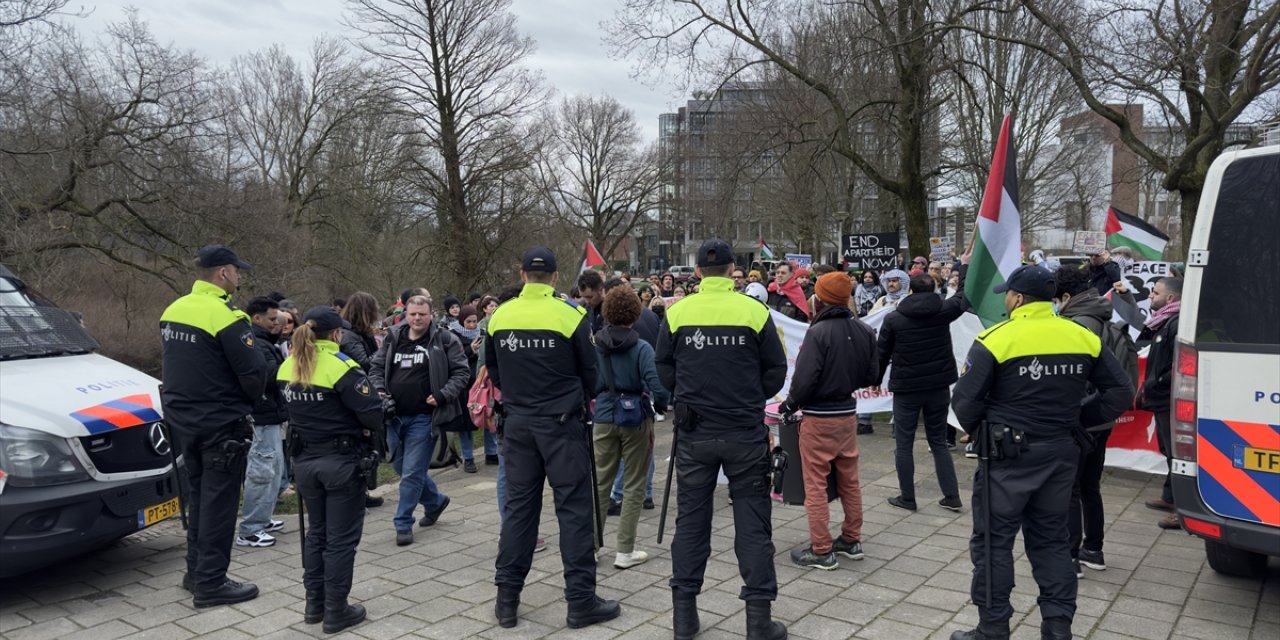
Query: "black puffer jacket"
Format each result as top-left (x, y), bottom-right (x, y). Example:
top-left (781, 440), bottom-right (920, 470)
top-left (876, 289), bottom-right (969, 393)
top-left (1138, 314), bottom-right (1179, 413)
top-left (249, 323), bottom-right (288, 425)
top-left (786, 305), bottom-right (878, 415)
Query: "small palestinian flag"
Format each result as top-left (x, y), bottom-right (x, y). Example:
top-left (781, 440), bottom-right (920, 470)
top-left (1105, 206), bottom-right (1168, 261)
top-left (580, 239), bottom-right (607, 273)
top-left (758, 239), bottom-right (776, 261)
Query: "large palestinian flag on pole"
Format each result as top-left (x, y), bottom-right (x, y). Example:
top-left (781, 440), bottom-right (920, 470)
top-left (1105, 206), bottom-right (1168, 260)
top-left (965, 114), bottom-right (1022, 328)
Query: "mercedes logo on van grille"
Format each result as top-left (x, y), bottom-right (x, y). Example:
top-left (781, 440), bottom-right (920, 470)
top-left (149, 423), bottom-right (171, 456)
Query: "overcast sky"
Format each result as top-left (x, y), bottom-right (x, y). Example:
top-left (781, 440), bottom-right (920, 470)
top-left (79, 0), bottom-right (684, 140)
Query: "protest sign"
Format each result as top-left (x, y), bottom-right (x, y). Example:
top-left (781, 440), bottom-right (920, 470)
top-left (929, 236), bottom-right (952, 262)
top-left (1111, 261), bottom-right (1171, 337)
top-left (784, 253), bottom-right (812, 269)
top-left (1072, 230), bottom-right (1108, 255)
top-left (842, 232), bottom-right (900, 270)
top-left (769, 307), bottom-right (1163, 475)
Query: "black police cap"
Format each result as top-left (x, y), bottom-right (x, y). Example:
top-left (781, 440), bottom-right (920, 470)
top-left (696, 238), bottom-right (735, 268)
top-left (992, 264), bottom-right (1057, 299)
top-left (521, 246), bottom-right (557, 273)
top-left (303, 305), bottom-right (352, 333)
top-left (196, 244), bottom-right (252, 270)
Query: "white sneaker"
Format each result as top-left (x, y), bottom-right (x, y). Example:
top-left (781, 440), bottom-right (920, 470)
top-left (235, 532), bottom-right (276, 547)
top-left (654, 413), bottom-right (665, 422)
top-left (263, 519), bottom-right (285, 533)
top-left (614, 550), bottom-right (650, 569)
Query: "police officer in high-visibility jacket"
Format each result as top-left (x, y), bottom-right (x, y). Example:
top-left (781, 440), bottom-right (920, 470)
top-left (949, 265), bottom-right (1132, 640)
top-left (160, 244), bottom-right (266, 608)
top-left (486, 247), bottom-right (620, 630)
top-left (278, 306), bottom-right (383, 634)
top-left (656, 239), bottom-right (788, 640)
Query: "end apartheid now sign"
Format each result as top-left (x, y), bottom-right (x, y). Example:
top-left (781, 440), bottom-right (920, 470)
top-left (842, 232), bottom-right (900, 270)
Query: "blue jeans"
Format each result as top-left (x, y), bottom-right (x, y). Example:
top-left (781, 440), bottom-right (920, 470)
top-left (611, 451), bottom-right (655, 502)
top-left (460, 429), bottom-right (499, 461)
top-left (240, 424), bottom-right (284, 536)
top-left (387, 414), bottom-right (448, 532)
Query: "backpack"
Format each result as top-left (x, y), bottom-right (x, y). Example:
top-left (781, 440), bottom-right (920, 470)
top-left (1101, 320), bottom-right (1140, 391)
top-left (468, 365), bottom-right (501, 433)
top-left (428, 425), bottom-right (460, 469)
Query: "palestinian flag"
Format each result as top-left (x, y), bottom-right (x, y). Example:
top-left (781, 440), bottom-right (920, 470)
top-left (580, 238), bottom-right (607, 273)
top-left (758, 239), bottom-right (776, 261)
top-left (965, 114), bottom-right (1022, 328)
top-left (1105, 206), bottom-right (1168, 260)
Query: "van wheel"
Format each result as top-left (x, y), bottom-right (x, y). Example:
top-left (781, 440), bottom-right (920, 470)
top-left (1204, 540), bottom-right (1265, 578)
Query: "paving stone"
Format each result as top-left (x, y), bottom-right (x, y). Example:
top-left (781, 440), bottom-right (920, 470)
top-left (4, 617), bottom-right (81, 640)
top-left (1098, 610), bottom-right (1176, 640)
top-left (174, 606), bottom-right (252, 635)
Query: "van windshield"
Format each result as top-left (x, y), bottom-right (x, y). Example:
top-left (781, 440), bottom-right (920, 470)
top-left (0, 277), bottom-right (99, 360)
top-left (1195, 153), bottom-right (1280, 348)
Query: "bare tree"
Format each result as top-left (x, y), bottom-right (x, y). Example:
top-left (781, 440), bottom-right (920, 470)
top-left (993, 0), bottom-right (1280, 254)
top-left (536, 94), bottom-right (663, 261)
top-left (346, 0), bottom-right (547, 294)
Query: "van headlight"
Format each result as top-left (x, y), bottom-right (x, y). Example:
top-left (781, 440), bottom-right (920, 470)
top-left (0, 424), bottom-right (91, 486)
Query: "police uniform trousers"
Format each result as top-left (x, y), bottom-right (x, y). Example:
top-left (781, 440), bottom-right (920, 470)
top-left (495, 415), bottom-right (597, 608)
top-left (293, 442), bottom-right (366, 612)
top-left (969, 437), bottom-right (1079, 625)
top-left (670, 422), bottom-right (777, 601)
top-left (177, 422), bottom-right (248, 591)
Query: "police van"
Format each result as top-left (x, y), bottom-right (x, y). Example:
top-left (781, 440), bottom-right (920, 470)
top-left (0, 265), bottom-right (179, 577)
top-left (1172, 144), bottom-right (1280, 576)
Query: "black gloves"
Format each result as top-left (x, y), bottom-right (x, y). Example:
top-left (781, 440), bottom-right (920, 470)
top-left (778, 399), bottom-right (798, 416)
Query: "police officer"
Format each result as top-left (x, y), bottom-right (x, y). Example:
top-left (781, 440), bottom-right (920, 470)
top-left (278, 306), bottom-right (383, 634)
top-left (655, 239), bottom-right (788, 640)
top-left (487, 247), bottom-right (620, 630)
top-left (950, 265), bottom-right (1133, 640)
top-left (160, 244), bottom-right (266, 607)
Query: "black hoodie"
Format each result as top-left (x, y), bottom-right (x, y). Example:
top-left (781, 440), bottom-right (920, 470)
top-left (877, 289), bottom-right (969, 393)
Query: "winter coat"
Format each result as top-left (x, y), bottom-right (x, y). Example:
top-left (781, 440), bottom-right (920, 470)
top-left (1138, 314), bottom-right (1180, 413)
top-left (787, 305), bottom-right (878, 415)
top-left (369, 322), bottom-right (471, 426)
top-left (592, 325), bottom-right (670, 424)
top-left (249, 323), bottom-right (288, 425)
top-left (1087, 260), bottom-right (1123, 297)
top-left (1059, 289), bottom-right (1121, 430)
top-left (876, 288), bottom-right (969, 393)
top-left (339, 329), bottom-right (378, 371)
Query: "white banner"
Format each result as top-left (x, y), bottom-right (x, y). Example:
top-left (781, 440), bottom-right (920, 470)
top-left (768, 307), bottom-right (1161, 475)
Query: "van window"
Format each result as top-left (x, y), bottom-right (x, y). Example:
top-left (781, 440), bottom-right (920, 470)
top-left (1195, 154), bottom-right (1280, 347)
top-left (0, 277), bottom-right (99, 360)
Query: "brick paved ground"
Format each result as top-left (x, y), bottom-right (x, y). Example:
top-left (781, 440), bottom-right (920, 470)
top-left (2, 422), bottom-right (1277, 640)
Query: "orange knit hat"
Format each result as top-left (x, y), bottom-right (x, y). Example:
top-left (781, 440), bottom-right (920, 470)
top-left (814, 272), bottom-right (853, 306)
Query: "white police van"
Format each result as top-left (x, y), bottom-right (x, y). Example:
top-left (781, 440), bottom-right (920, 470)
top-left (1172, 144), bottom-right (1280, 576)
top-left (0, 265), bottom-right (179, 577)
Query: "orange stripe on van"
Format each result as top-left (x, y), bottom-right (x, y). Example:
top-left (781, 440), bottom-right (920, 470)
top-left (75, 404), bottom-right (142, 428)
top-left (1197, 435), bottom-right (1280, 526)
top-left (1222, 420), bottom-right (1280, 451)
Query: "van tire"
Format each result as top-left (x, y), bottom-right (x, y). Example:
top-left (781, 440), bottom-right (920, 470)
top-left (1205, 540), bottom-right (1265, 578)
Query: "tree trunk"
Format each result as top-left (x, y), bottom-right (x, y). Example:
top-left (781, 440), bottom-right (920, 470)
top-left (1177, 188), bottom-right (1200, 259)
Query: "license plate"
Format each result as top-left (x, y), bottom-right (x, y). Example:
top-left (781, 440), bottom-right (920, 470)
top-left (1238, 447), bottom-right (1280, 474)
top-left (138, 497), bottom-right (180, 528)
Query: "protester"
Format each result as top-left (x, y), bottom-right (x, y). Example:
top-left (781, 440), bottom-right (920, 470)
top-left (592, 286), bottom-right (671, 569)
top-left (236, 296), bottom-right (288, 549)
top-left (160, 244), bottom-right (266, 607)
top-left (649, 296), bottom-right (667, 320)
top-left (449, 305), bottom-right (493, 473)
top-left (339, 292), bottom-right (381, 371)
top-left (910, 256), bottom-right (929, 272)
top-left (732, 267), bottom-right (747, 291)
top-left (660, 272), bottom-right (676, 297)
top-left (877, 266), bottom-right (969, 515)
top-left (656, 239), bottom-right (789, 640)
top-left (748, 269), bottom-right (762, 284)
top-left (949, 265), bottom-right (1132, 640)
top-left (1054, 265), bottom-right (1140, 575)
top-left (488, 248), bottom-right (619, 630)
top-left (637, 284), bottom-right (655, 306)
top-left (767, 261), bottom-right (810, 322)
top-left (673, 285), bottom-right (687, 300)
top-left (277, 308), bottom-right (300, 357)
top-left (853, 270), bottom-right (884, 317)
top-left (795, 268), bottom-right (813, 297)
top-left (278, 306), bottom-right (383, 634)
top-left (1138, 277), bottom-right (1183, 530)
top-left (1086, 250), bottom-right (1123, 296)
top-left (870, 269), bottom-right (909, 312)
top-left (369, 295), bottom-right (468, 546)
top-left (478, 295), bottom-right (499, 320)
top-left (777, 272), bottom-right (878, 571)
top-left (745, 282), bottom-right (768, 304)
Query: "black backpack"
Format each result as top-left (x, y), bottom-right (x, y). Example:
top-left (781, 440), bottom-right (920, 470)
top-left (1101, 320), bottom-right (1140, 390)
top-left (428, 426), bottom-right (460, 469)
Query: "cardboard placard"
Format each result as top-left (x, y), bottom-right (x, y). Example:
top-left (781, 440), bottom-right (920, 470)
top-left (1073, 230), bottom-right (1108, 255)
top-left (841, 232), bottom-right (900, 270)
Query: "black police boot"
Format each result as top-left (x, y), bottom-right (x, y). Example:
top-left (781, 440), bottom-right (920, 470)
top-left (322, 603), bottom-right (366, 634)
top-left (192, 579), bottom-right (259, 608)
top-left (673, 590), bottom-right (700, 640)
top-left (744, 600), bottom-right (787, 640)
top-left (949, 621), bottom-right (1011, 640)
top-left (1040, 617), bottom-right (1072, 640)
top-left (566, 596), bottom-right (622, 629)
top-left (495, 587), bottom-right (520, 628)
top-left (304, 589), bottom-right (324, 624)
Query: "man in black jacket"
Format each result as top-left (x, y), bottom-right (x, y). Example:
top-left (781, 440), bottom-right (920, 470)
top-left (1086, 251), bottom-right (1123, 297)
top-left (878, 270), bottom-right (968, 513)
top-left (779, 272), bottom-right (878, 571)
top-left (1137, 277), bottom-right (1183, 529)
top-left (236, 297), bottom-right (289, 548)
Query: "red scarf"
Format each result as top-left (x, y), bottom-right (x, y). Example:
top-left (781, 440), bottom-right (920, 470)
top-left (768, 277), bottom-right (809, 316)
